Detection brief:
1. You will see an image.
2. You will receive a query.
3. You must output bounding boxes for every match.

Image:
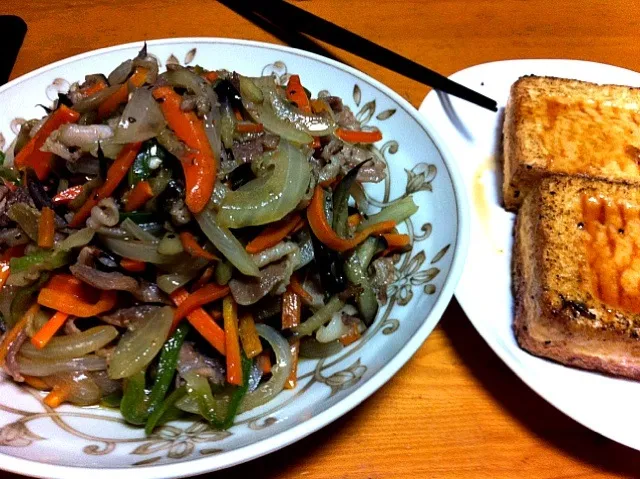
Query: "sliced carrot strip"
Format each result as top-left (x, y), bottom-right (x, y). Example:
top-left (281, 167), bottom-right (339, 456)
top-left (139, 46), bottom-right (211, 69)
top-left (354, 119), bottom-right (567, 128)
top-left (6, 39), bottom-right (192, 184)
top-left (69, 142), bottom-right (142, 228)
top-left (52, 185), bottom-right (83, 205)
top-left (43, 385), bottom-right (69, 408)
top-left (339, 324), bottom-right (362, 346)
top-left (37, 207), bottom-right (55, 249)
top-left (79, 80), bottom-right (108, 97)
top-left (284, 340), bottom-right (299, 390)
top-left (238, 313), bottom-right (263, 359)
top-left (38, 289), bottom-right (116, 318)
top-left (179, 232), bottom-right (219, 261)
top-left (286, 75), bottom-right (311, 113)
top-left (223, 296), bottom-right (242, 386)
top-left (31, 311), bottom-right (70, 349)
top-left (203, 71), bottom-right (219, 83)
top-left (0, 263), bottom-right (10, 291)
top-left (307, 186), bottom-right (396, 252)
top-left (173, 283), bottom-right (230, 322)
top-left (288, 274), bottom-right (313, 304)
top-left (281, 288), bottom-right (301, 329)
top-left (192, 266), bottom-right (215, 292)
top-left (245, 213), bottom-right (302, 254)
top-left (120, 258), bottom-right (146, 272)
top-left (124, 180), bottom-right (153, 212)
top-left (153, 86), bottom-right (217, 214)
top-left (23, 375), bottom-right (50, 390)
top-left (336, 128), bottom-right (383, 144)
top-left (348, 214), bottom-right (362, 229)
top-left (236, 122), bottom-right (264, 134)
top-left (97, 67), bottom-right (148, 120)
top-left (256, 352), bottom-right (272, 375)
top-left (170, 288), bottom-right (226, 355)
top-left (0, 304), bottom-right (39, 367)
top-left (14, 105), bottom-right (81, 180)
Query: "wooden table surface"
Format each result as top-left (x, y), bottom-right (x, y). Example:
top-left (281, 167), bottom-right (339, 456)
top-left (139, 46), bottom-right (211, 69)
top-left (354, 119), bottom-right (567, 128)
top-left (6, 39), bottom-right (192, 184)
top-left (3, 0), bottom-right (640, 478)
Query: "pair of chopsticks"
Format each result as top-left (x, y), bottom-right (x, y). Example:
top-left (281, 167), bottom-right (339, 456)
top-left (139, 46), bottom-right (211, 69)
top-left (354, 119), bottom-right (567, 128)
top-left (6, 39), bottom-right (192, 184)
top-left (218, 0), bottom-right (497, 112)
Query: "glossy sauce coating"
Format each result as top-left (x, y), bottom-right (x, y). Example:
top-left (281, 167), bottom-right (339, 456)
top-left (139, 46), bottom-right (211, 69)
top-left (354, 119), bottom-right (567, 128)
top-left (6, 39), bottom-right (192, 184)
top-left (582, 193), bottom-right (640, 312)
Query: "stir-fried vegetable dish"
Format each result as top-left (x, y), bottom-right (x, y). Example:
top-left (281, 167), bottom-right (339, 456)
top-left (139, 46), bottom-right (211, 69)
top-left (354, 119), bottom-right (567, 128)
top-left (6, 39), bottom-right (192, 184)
top-left (0, 44), bottom-right (418, 433)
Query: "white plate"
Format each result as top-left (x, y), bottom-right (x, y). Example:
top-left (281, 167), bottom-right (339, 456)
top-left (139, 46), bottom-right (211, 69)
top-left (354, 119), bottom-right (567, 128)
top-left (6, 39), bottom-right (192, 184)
top-left (0, 38), bottom-right (469, 478)
top-left (419, 59), bottom-right (640, 451)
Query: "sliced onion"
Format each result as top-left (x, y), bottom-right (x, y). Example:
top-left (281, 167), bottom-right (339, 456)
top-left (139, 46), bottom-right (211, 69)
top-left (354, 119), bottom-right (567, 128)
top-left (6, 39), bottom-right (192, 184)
top-left (112, 88), bottom-right (166, 144)
top-left (156, 127), bottom-right (187, 158)
top-left (73, 84), bottom-right (122, 113)
top-left (176, 324), bottom-right (292, 415)
top-left (56, 228), bottom-right (95, 251)
top-left (217, 140), bottom-right (311, 229)
top-left (299, 337), bottom-right (343, 358)
top-left (295, 231), bottom-right (314, 270)
top-left (157, 271), bottom-right (198, 294)
top-left (55, 124), bottom-right (114, 148)
top-left (161, 66), bottom-right (221, 160)
top-left (108, 59), bottom-right (133, 85)
top-left (316, 305), bottom-right (359, 343)
top-left (100, 236), bottom-right (178, 264)
top-left (195, 209), bottom-right (260, 277)
top-left (238, 324), bottom-right (292, 413)
top-left (20, 326), bottom-right (119, 360)
top-left (120, 218), bottom-right (159, 244)
top-left (293, 296), bottom-right (345, 337)
top-left (42, 372), bottom-right (102, 406)
top-left (17, 355), bottom-right (107, 377)
top-left (157, 233), bottom-right (184, 255)
top-left (108, 306), bottom-right (173, 379)
top-left (241, 76), bottom-right (336, 143)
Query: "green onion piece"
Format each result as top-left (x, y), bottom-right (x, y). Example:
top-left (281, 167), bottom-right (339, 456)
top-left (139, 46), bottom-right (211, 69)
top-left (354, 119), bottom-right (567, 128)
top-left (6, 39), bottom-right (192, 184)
top-left (214, 259), bottom-right (233, 286)
top-left (292, 295), bottom-right (345, 337)
top-left (357, 196), bottom-right (418, 231)
top-left (344, 252), bottom-right (378, 326)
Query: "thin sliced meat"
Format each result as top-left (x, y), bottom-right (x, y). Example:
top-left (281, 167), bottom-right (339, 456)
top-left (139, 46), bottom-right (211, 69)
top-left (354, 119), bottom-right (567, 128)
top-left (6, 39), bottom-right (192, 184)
top-left (177, 342), bottom-right (225, 386)
top-left (100, 305), bottom-right (161, 328)
top-left (5, 329), bottom-right (27, 382)
top-left (70, 263), bottom-right (139, 292)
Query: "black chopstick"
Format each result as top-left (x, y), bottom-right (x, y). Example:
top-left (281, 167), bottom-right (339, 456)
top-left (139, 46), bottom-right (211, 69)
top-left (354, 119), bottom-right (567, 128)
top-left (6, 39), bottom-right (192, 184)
top-left (218, 0), bottom-right (345, 64)
top-left (0, 15), bottom-right (27, 86)
top-left (236, 0), bottom-right (497, 112)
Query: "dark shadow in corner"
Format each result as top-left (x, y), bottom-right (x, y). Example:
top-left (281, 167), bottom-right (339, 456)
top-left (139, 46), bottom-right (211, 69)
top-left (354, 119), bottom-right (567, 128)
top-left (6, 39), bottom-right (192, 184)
top-left (440, 298), bottom-right (640, 478)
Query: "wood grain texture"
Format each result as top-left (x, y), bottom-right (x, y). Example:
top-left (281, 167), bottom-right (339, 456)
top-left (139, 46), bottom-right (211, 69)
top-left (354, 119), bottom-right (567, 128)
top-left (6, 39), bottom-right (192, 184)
top-left (3, 0), bottom-right (640, 477)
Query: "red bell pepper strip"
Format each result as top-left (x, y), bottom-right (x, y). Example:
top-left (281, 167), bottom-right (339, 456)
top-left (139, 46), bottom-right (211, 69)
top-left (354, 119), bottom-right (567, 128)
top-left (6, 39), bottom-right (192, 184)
top-left (14, 105), bottom-right (81, 180)
top-left (152, 86), bottom-right (217, 214)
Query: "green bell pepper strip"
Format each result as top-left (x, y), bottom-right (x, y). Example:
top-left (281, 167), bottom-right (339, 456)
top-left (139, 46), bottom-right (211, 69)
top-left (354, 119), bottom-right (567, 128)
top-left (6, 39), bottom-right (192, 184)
top-left (331, 161), bottom-right (370, 238)
top-left (145, 386), bottom-right (187, 435)
top-left (146, 323), bottom-right (190, 419)
top-left (9, 249), bottom-right (70, 274)
top-left (9, 273), bottom-right (50, 327)
top-left (120, 369), bottom-right (150, 426)
top-left (344, 251), bottom-right (378, 326)
top-left (188, 356), bottom-right (252, 429)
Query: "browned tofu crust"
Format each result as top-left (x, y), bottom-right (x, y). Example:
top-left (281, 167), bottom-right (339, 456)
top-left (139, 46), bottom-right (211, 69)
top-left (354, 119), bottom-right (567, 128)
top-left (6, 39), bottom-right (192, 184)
top-left (514, 176), bottom-right (640, 379)
top-left (503, 76), bottom-right (640, 210)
